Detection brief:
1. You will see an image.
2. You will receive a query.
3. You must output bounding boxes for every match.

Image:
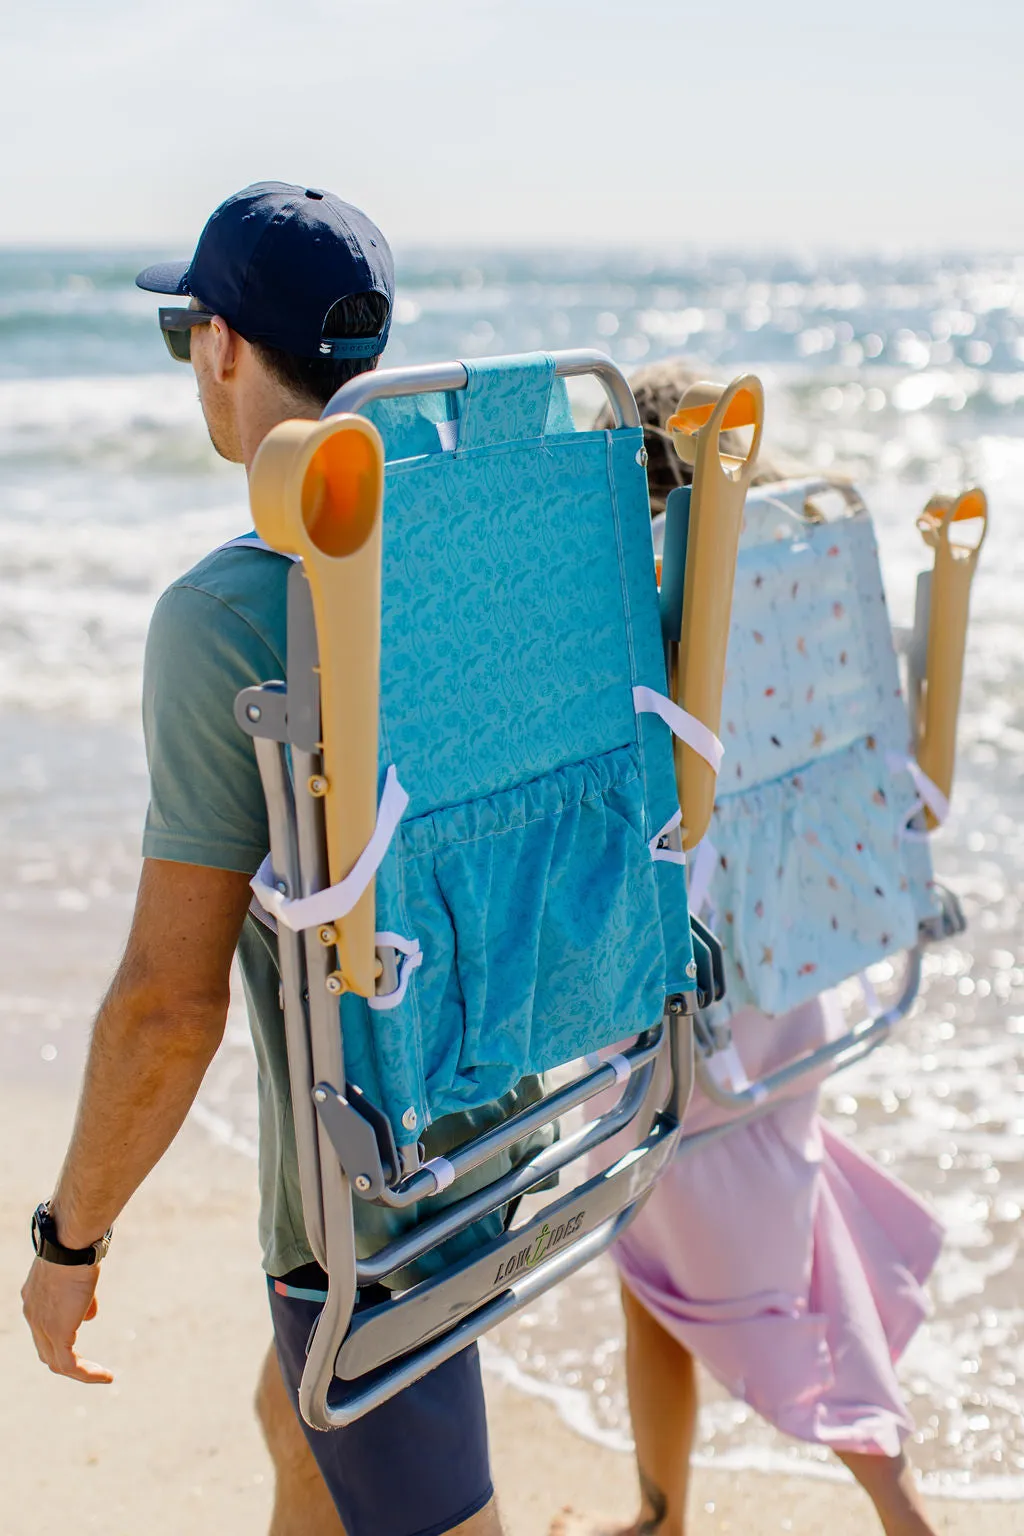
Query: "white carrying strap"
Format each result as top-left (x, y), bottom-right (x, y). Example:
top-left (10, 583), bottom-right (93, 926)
top-left (886, 750), bottom-right (950, 839)
top-left (649, 808), bottom-right (686, 866)
top-left (633, 685), bottom-right (725, 774)
top-left (686, 835), bottom-right (718, 917)
top-left (423, 1155), bottom-right (456, 1193)
top-left (703, 1037), bottom-right (765, 1099)
top-left (584, 1049), bottom-right (633, 1087)
top-left (251, 766), bottom-right (408, 933)
top-left (859, 969), bottom-right (883, 1019)
top-left (366, 930), bottom-right (424, 1011)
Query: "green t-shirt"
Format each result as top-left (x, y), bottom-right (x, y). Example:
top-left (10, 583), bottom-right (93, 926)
top-left (142, 544), bottom-right (547, 1278)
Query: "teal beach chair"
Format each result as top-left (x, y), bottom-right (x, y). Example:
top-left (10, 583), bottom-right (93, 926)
top-left (654, 475), bottom-right (981, 1112)
top-left (235, 352), bottom-right (731, 1429)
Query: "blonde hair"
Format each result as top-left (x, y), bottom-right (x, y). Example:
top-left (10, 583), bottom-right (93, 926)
top-left (594, 357), bottom-right (791, 514)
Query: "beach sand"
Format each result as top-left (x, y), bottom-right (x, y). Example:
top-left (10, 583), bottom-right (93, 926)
top-left (1, 1088), bottom-right (1018, 1536)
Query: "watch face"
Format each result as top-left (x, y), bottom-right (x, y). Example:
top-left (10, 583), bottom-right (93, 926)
top-left (31, 1204), bottom-right (48, 1256)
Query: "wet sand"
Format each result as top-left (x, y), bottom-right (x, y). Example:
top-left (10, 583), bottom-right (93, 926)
top-left (2, 1087), bottom-right (1018, 1536)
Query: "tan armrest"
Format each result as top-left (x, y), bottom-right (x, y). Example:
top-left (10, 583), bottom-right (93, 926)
top-left (914, 487), bottom-right (988, 827)
top-left (249, 413), bottom-right (385, 997)
top-left (666, 375), bottom-right (764, 848)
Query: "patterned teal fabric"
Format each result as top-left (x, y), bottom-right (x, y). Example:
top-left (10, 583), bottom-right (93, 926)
top-left (335, 356), bottom-right (695, 1143)
top-left (456, 351), bottom-right (558, 449)
top-left (362, 354), bottom-right (574, 461)
top-left (695, 480), bottom-right (941, 1020)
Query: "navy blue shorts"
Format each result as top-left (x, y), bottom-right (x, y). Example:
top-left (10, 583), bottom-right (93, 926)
top-left (268, 1268), bottom-right (493, 1536)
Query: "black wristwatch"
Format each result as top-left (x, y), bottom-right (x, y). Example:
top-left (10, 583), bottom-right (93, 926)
top-left (31, 1203), bottom-right (112, 1267)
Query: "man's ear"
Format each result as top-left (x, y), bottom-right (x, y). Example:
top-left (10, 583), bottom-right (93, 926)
top-left (208, 315), bottom-right (240, 384)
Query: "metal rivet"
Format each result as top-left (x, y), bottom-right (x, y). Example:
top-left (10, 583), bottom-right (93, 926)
top-left (326, 973), bottom-right (344, 995)
top-left (308, 775), bottom-right (329, 797)
top-left (668, 998), bottom-right (683, 1015)
top-left (313, 1087), bottom-right (328, 1104)
top-left (353, 1174), bottom-right (371, 1193)
top-left (685, 960), bottom-right (698, 979)
top-left (318, 925), bottom-right (338, 946)
top-left (636, 447), bottom-right (649, 467)
top-left (401, 1107), bottom-right (418, 1132)
top-left (275, 880), bottom-right (288, 896)
top-left (246, 702), bottom-right (262, 721)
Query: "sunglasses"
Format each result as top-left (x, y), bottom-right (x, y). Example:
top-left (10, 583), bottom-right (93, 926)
top-left (158, 305), bottom-right (216, 363)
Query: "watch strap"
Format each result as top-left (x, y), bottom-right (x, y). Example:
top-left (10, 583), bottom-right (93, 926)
top-left (32, 1204), bottom-right (111, 1266)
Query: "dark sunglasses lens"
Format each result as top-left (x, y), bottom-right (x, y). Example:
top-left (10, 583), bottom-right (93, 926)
top-left (162, 326), bottom-right (191, 363)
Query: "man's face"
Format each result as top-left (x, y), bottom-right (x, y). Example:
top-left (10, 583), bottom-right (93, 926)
top-left (188, 302), bottom-right (244, 464)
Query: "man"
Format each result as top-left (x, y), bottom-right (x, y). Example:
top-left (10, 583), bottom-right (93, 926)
top-left (21, 182), bottom-right (504, 1536)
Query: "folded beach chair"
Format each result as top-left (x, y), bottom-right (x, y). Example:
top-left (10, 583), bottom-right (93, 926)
top-left (657, 472), bottom-right (986, 1109)
top-left (235, 352), bottom-right (753, 1428)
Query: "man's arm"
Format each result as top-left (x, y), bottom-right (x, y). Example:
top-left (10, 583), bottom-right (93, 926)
top-left (22, 856), bottom-right (253, 1383)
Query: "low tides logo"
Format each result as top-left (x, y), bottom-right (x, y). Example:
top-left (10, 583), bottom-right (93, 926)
top-left (493, 1210), bottom-right (586, 1286)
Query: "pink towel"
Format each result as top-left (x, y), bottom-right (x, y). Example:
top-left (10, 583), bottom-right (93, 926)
top-left (612, 996), bottom-right (943, 1457)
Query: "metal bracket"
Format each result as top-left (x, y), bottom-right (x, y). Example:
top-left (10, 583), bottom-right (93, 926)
top-left (233, 568), bottom-right (321, 752)
top-left (920, 881), bottom-right (967, 943)
top-left (285, 564), bottom-right (322, 752)
top-left (692, 1011), bottom-right (730, 1059)
top-left (690, 914), bottom-right (726, 1005)
top-left (235, 680), bottom-right (289, 742)
top-left (312, 1081), bottom-right (399, 1199)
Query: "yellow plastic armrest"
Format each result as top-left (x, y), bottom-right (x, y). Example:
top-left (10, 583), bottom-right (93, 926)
top-left (665, 375), bottom-right (764, 850)
top-left (914, 487), bottom-right (988, 827)
top-left (249, 413), bottom-right (386, 997)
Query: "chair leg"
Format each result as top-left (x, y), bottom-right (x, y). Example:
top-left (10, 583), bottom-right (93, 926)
top-left (255, 1340), bottom-right (347, 1536)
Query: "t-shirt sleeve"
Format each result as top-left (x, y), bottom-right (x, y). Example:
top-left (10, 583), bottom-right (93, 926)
top-left (142, 583), bottom-right (284, 874)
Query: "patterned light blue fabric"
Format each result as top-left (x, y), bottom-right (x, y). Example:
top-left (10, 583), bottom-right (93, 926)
top-left (334, 356), bottom-right (695, 1143)
top-left (697, 479), bottom-right (941, 1020)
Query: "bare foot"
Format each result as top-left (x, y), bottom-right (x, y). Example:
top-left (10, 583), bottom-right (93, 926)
top-left (548, 1508), bottom-right (636, 1536)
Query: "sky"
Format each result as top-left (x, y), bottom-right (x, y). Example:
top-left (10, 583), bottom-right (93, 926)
top-left (1, 0), bottom-right (1022, 251)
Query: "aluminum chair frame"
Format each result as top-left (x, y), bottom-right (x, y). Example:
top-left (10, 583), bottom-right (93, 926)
top-left (237, 352), bottom-right (699, 1429)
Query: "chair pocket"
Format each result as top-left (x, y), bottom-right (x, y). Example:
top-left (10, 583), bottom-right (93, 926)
top-left (396, 743), bottom-right (668, 1122)
top-left (706, 739), bottom-right (921, 1018)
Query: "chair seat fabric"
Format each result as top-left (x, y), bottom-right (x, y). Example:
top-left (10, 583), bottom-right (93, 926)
top-left (693, 479), bottom-right (940, 1021)
top-left (338, 355), bottom-right (695, 1143)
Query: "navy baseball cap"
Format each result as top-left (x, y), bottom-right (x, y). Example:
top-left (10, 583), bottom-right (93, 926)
top-left (136, 181), bottom-right (393, 360)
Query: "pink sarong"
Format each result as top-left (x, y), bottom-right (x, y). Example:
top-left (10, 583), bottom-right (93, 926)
top-left (613, 995), bottom-right (943, 1457)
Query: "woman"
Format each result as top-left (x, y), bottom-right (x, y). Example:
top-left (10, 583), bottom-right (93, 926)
top-left (553, 360), bottom-right (944, 1536)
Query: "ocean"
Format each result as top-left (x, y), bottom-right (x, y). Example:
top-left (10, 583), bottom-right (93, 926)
top-left (1, 246), bottom-right (1022, 1497)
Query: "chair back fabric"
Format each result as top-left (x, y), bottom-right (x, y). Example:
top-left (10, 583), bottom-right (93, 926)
top-left (339, 354), bottom-right (695, 1143)
top-left (690, 478), bottom-right (940, 1020)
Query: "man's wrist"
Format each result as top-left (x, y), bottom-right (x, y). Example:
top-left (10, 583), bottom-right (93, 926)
top-left (48, 1203), bottom-right (98, 1252)
top-left (31, 1203), bottom-right (112, 1266)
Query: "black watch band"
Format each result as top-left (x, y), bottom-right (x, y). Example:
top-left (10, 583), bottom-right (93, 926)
top-left (31, 1203), bottom-right (112, 1267)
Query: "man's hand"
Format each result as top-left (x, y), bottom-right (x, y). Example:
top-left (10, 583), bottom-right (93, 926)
top-left (21, 1258), bottom-right (113, 1384)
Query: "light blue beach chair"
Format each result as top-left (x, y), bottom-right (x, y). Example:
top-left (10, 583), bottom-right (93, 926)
top-left (655, 475), bottom-right (976, 1111)
top-left (236, 352), bottom-right (731, 1429)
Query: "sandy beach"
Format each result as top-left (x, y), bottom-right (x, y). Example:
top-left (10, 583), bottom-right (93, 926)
top-left (2, 1087), bottom-right (1017, 1536)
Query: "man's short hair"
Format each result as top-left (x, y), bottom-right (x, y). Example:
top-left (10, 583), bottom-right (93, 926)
top-left (252, 291), bottom-right (390, 407)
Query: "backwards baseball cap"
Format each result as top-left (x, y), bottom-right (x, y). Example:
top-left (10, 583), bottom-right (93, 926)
top-left (136, 181), bottom-right (393, 360)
